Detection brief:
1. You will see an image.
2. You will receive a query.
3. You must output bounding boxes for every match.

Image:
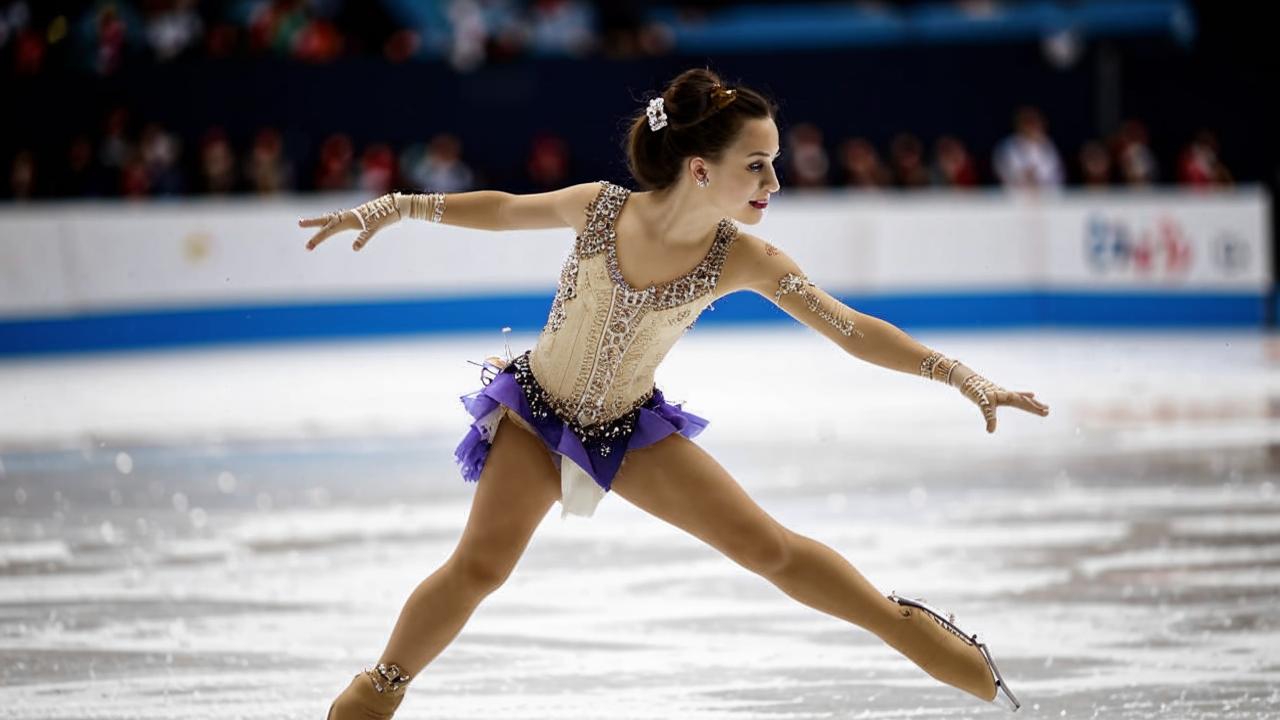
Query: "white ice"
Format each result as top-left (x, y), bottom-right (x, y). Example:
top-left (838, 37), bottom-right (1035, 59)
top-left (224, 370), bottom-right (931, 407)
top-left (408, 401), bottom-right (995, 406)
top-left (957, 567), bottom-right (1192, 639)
top-left (1, 327), bottom-right (1278, 719)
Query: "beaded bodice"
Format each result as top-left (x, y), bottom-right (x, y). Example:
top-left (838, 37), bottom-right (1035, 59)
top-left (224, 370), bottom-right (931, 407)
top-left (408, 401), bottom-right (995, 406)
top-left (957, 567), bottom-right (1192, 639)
top-left (529, 180), bottom-right (739, 428)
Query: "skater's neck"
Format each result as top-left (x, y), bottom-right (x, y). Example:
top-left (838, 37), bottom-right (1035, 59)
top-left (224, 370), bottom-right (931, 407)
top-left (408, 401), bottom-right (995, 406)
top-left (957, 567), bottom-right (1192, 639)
top-left (630, 188), bottom-right (722, 250)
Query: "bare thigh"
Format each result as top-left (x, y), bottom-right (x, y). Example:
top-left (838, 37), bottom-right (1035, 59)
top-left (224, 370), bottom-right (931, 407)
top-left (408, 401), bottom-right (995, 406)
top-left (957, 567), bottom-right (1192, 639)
top-left (610, 434), bottom-right (793, 576)
top-left (449, 409), bottom-right (563, 591)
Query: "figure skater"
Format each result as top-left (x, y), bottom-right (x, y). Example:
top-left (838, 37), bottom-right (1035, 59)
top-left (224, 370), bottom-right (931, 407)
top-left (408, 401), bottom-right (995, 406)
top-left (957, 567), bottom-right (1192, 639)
top-left (298, 68), bottom-right (1049, 718)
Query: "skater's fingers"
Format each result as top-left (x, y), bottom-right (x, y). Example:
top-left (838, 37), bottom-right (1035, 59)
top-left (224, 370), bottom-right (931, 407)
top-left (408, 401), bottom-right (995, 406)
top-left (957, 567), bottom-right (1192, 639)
top-left (305, 227), bottom-right (340, 251)
top-left (1015, 391), bottom-right (1050, 416)
top-left (304, 212), bottom-right (357, 251)
top-left (353, 228), bottom-right (376, 251)
top-left (980, 403), bottom-right (997, 434)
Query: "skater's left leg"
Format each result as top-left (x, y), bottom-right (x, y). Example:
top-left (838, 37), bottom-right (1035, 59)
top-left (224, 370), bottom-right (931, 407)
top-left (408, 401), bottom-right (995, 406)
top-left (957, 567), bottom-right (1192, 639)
top-left (610, 433), bottom-right (901, 633)
top-left (609, 434), bottom-right (996, 702)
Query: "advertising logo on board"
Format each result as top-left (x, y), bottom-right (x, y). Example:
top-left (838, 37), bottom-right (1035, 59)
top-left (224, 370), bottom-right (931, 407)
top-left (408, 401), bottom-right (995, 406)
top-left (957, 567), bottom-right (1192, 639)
top-left (1084, 214), bottom-right (1193, 279)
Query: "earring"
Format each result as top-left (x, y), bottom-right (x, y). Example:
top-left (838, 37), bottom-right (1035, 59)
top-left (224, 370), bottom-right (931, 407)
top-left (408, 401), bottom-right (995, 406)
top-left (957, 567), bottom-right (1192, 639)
top-left (696, 174), bottom-right (710, 188)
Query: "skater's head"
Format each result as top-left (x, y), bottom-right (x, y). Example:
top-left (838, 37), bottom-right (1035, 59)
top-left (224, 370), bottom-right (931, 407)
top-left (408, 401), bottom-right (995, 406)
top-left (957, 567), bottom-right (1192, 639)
top-left (624, 67), bottom-right (781, 225)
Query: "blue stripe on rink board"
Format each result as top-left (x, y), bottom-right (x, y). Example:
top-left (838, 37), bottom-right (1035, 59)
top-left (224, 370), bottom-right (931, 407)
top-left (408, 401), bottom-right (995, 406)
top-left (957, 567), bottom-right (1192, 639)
top-left (0, 290), bottom-right (1269, 357)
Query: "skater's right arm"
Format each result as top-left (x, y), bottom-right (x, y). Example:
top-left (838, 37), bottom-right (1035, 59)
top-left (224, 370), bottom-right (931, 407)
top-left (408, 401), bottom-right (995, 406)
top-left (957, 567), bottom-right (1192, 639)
top-left (298, 183), bottom-right (601, 252)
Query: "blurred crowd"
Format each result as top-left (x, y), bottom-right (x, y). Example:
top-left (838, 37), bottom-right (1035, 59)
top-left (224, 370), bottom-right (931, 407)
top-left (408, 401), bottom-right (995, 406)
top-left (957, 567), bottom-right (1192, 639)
top-left (0, 0), bottom-right (1237, 200)
top-left (5, 106), bottom-right (493, 200)
top-left (0, 0), bottom-right (671, 75)
top-left (2, 102), bottom-right (1236, 201)
top-left (783, 106), bottom-right (1233, 192)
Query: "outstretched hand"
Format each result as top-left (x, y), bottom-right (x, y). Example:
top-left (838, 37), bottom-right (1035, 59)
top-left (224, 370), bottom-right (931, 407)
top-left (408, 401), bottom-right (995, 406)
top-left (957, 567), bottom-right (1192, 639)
top-left (298, 193), bottom-right (403, 252)
top-left (956, 373), bottom-right (1050, 433)
top-left (298, 210), bottom-right (362, 251)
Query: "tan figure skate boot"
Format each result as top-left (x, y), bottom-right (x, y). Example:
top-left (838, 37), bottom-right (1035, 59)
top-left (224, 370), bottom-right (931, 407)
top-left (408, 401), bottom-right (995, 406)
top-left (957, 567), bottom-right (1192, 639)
top-left (326, 663), bottom-right (412, 720)
top-left (881, 592), bottom-right (1020, 711)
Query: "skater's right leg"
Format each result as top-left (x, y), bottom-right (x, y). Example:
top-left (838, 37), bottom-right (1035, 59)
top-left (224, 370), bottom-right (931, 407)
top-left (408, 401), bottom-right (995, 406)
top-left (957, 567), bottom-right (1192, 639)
top-left (377, 410), bottom-right (562, 676)
top-left (328, 410), bottom-right (561, 719)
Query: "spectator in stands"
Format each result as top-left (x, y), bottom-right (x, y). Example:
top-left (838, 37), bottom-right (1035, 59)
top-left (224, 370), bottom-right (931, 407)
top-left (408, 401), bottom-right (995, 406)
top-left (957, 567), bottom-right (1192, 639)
top-left (404, 134), bottom-right (476, 194)
top-left (247, 127), bottom-right (295, 195)
top-left (837, 137), bottom-right (891, 188)
top-left (56, 133), bottom-right (106, 197)
top-left (139, 122), bottom-right (185, 196)
top-left (91, 3), bottom-right (131, 77)
top-left (1178, 129), bottom-right (1234, 187)
top-left (247, 0), bottom-right (307, 56)
top-left (98, 106), bottom-right (134, 193)
top-left (290, 13), bottom-right (344, 63)
top-left (199, 127), bottom-right (238, 194)
top-left (1078, 140), bottom-right (1112, 188)
top-left (444, 0), bottom-right (490, 72)
top-left (119, 145), bottom-right (151, 197)
top-left (357, 142), bottom-right (397, 195)
top-left (5, 0), bottom-right (47, 76)
top-left (931, 135), bottom-right (978, 187)
top-left (7, 148), bottom-right (35, 199)
top-left (784, 122), bottom-right (830, 188)
top-left (0, 1), bottom-right (30, 51)
top-left (992, 105), bottom-right (1063, 188)
top-left (144, 0), bottom-right (204, 62)
top-left (1110, 118), bottom-right (1157, 185)
top-left (314, 133), bottom-right (356, 191)
top-left (526, 131), bottom-right (571, 191)
top-left (528, 0), bottom-right (596, 57)
top-left (889, 132), bottom-right (930, 188)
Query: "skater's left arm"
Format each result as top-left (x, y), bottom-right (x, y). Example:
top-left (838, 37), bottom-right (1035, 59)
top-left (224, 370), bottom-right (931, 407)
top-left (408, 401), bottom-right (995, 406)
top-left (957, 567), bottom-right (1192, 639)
top-left (731, 232), bottom-right (1050, 432)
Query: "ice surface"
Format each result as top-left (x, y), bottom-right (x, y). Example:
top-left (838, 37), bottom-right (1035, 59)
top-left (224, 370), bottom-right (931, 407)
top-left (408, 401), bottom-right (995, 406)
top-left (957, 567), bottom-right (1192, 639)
top-left (1, 328), bottom-right (1278, 718)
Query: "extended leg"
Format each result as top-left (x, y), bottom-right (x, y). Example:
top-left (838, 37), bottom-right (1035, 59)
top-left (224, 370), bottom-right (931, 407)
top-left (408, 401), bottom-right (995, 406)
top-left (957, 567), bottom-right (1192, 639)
top-left (328, 410), bottom-right (562, 719)
top-left (610, 434), bottom-right (997, 703)
top-left (375, 413), bottom-right (561, 677)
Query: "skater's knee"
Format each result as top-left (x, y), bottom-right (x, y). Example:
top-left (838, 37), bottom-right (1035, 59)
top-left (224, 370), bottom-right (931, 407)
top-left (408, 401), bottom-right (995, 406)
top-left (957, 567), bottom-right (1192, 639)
top-left (727, 524), bottom-right (794, 577)
top-left (448, 552), bottom-right (513, 594)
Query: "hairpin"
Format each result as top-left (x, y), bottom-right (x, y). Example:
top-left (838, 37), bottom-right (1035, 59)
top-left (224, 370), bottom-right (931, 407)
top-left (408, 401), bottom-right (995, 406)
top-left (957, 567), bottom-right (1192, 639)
top-left (647, 97), bottom-right (668, 132)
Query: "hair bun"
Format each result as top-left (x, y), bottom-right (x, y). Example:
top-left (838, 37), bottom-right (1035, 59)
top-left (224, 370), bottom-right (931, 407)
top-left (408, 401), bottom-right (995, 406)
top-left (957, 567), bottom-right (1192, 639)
top-left (624, 68), bottom-right (776, 192)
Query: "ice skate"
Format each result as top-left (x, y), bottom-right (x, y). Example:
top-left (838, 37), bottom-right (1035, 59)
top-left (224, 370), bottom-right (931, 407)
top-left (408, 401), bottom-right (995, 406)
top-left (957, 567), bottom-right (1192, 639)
top-left (883, 592), bottom-right (1020, 711)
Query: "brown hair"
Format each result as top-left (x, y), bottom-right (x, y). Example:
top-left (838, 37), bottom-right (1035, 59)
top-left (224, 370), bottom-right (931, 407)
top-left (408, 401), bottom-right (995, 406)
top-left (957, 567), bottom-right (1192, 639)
top-left (623, 67), bottom-right (780, 192)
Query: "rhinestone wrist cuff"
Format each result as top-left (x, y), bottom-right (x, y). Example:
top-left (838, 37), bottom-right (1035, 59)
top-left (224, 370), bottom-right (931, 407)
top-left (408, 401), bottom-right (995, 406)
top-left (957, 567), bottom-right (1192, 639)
top-left (365, 662), bottom-right (412, 694)
top-left (919, 351), bottom-right (961, 386)
top-left (403, 192), bottom-right (446, 223)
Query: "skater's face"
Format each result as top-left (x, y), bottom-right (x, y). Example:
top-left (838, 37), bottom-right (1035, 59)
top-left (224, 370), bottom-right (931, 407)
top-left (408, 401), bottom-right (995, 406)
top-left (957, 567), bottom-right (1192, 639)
top-left (695, 116), bottom-right (781, 225)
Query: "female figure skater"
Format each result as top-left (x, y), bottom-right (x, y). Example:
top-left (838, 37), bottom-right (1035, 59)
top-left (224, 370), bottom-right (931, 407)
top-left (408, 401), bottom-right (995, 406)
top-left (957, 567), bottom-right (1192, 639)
top-left (299, 68), bottom-right (1049, 718)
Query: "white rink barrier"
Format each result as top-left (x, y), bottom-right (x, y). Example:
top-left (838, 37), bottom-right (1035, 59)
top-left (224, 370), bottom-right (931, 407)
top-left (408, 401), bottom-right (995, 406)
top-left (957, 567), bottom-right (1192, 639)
top-left (0, 187), bottom-right (1271, 355)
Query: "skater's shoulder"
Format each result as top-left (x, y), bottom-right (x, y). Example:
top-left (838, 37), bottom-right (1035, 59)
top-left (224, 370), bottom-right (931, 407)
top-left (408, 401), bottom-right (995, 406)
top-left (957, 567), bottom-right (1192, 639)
top-left (717, 230), bottom-right (806, 298)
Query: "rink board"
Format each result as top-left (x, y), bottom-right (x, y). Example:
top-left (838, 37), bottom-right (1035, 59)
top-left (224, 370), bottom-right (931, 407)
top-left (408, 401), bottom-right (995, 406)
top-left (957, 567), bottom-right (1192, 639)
top-left (0, 188), bottom-right (1271, 355)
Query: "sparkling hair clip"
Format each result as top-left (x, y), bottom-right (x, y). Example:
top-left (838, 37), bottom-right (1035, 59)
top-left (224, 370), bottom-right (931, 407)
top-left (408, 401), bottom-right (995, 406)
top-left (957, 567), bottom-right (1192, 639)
top-left (647, 97), bottom-right (668, 132)
top-left (709, 83), bottom-right (738, 110)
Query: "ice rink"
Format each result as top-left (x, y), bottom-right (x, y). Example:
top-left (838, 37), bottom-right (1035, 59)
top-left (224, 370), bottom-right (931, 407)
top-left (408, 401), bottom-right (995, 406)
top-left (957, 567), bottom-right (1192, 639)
top-left (2, 327), bottom-right (1278, 719)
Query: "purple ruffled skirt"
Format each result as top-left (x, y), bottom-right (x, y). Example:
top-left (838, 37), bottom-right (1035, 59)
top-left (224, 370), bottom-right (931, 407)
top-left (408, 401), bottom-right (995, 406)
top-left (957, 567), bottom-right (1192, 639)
top-left (453, 350), bottom-right (710, 519)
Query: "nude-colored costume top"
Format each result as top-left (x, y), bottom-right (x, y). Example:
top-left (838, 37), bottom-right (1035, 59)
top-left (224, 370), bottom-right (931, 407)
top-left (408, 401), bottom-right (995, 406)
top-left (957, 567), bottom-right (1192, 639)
top-left (520, 180), bottom-right (739, 517)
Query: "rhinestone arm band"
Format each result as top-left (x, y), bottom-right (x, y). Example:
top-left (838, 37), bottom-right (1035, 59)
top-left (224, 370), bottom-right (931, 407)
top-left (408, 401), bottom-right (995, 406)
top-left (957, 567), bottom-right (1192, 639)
top-left (773, 272), bottom-right (865, 339)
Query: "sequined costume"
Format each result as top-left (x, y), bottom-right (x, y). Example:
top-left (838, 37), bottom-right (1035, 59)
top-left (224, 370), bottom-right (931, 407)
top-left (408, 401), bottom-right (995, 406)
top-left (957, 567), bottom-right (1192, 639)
top-left (454, 180), bottom-right (738, 519)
